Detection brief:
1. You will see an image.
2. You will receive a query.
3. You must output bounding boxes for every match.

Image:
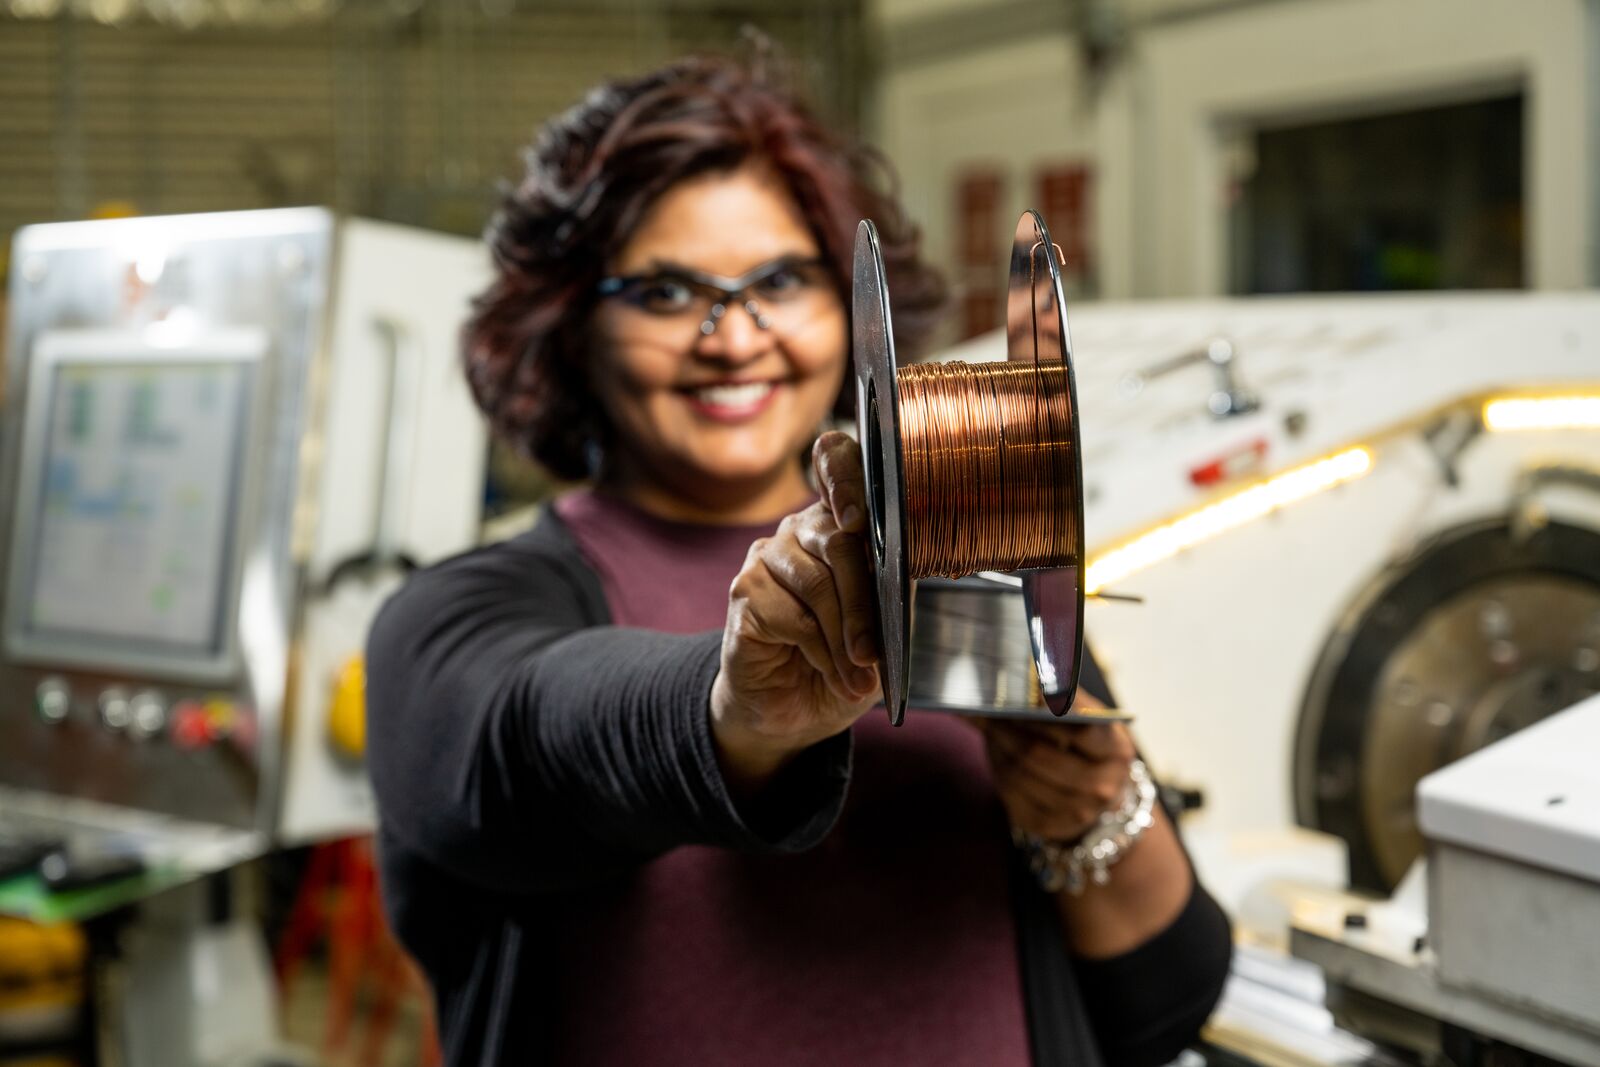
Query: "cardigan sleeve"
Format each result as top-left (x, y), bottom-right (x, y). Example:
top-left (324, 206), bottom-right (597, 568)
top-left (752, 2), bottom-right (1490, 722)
top-left (364, 529), bottom-right (851, 895)
top-left (1072, 880), bottom-right (1233, 1067)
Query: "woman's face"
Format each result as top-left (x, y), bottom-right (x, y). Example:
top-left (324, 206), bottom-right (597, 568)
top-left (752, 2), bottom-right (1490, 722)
top-left (590, 164), bottom-right (848, 508)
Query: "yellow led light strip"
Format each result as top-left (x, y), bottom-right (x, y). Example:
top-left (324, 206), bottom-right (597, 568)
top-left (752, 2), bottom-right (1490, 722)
top-left (1483, 395), bottom-right (1600, 432)
top-left (1085, 447), bottom-right (1374, 595)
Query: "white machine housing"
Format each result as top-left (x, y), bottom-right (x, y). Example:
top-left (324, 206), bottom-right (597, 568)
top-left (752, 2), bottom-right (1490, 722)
top-left (1287, 694), bottom-right (1600, 1065)
top-left (941, 293), bottom-right (1600, 905)
top-left (0, 209), bottom-right (486, 867)
top-left (1418, 692), bottom-right (1600, 1040)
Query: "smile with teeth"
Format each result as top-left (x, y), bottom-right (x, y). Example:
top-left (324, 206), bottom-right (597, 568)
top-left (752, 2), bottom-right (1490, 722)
top-left (689, 381), bottom-right (776, 407)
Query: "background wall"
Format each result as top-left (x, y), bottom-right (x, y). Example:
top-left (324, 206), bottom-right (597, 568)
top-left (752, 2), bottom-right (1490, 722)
top-left (8, 0), bottom-right (1595, 308)
top-left (0, 0), bottom-right (865, 244)
top-left (870, 0), bottom-right (1598, 340)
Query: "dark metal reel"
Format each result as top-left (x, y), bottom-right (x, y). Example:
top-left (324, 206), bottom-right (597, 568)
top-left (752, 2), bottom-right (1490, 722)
top-left (852, 220), bottom-right (912, 726)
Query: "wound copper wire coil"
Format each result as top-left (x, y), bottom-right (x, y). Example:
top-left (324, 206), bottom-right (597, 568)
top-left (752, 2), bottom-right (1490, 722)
top-left (896, 360), bottom-right (1079, 580)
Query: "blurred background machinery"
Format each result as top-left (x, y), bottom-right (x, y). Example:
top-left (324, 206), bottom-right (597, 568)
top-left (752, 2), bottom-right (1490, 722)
top-left (945, 293), bottom-right (1600, 906)
top-left (1292, 692), bottom-right (1600, 1066)
top-left (0, 209), bottom-right (486, 1066)
top-left (919, 290), bottom-right (1600, 1067)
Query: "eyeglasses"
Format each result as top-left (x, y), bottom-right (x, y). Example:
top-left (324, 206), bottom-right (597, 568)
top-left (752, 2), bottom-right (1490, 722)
top-left (596, 255), bottom-right (837, 345)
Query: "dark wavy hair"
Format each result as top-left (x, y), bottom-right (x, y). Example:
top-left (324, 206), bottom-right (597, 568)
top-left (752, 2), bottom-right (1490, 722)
top-left (463, 50), bottom-right (947, 480)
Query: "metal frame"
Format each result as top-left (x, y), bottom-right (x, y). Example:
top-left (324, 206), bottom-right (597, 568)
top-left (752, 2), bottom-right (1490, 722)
top-left (3, 328), bottom-right (270, 683)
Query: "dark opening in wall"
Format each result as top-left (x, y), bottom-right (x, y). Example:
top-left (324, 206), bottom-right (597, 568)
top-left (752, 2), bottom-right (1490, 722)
top-left (1230, 94), bottom-right (1524, 294)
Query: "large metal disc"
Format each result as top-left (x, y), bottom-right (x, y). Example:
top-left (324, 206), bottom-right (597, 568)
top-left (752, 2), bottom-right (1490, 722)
top-left (852, 220), bottom-right (912, 726)
top-left (1006, 210), bottom-right (1087, 716)
top-left (1296, 519), bottom-right (1600, 891)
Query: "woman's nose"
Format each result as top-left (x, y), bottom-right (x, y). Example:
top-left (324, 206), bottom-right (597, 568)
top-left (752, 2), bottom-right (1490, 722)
top-left (695, 301), bottom-right (771, 363)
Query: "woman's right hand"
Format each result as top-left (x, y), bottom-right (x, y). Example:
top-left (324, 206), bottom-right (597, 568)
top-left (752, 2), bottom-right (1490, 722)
top-left (710, 431), bottom-right (881, 797)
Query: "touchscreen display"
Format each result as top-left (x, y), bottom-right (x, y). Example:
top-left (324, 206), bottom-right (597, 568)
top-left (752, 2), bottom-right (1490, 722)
top-left (23, 359), bottom-right (250, 654)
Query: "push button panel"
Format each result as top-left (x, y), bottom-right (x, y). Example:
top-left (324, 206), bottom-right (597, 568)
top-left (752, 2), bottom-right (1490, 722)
top-left (20, 672), bottom-right (255, 752)
top-left (5, 664), bottom-right (265, 833)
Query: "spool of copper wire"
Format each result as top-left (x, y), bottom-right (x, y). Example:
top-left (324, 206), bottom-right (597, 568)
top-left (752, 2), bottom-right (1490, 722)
top-left (854, 210), bottom-right (1086, 726)
top-left (897, 361), bottom-right (1078, 579)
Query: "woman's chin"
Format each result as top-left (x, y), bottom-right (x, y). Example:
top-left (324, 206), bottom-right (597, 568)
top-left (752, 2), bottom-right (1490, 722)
top-left (693, 460), bottom-right (797, 490)
top-left (674, 449), bottom-right (807, 498)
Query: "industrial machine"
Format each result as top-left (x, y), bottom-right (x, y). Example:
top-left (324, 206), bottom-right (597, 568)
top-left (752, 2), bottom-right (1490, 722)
top-left (0, 209), bottom-right (486, 1062)
top-left (1292, 691), bottom-right (1600, 1065)
top-left (0, 209), bottom-right (486, 859)
top-left (941, 294), bottom-right (1600, 902)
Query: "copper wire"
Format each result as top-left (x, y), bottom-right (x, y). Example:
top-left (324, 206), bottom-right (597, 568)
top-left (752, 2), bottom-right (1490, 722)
top-left (897, 360), bottom-right (1078, 579)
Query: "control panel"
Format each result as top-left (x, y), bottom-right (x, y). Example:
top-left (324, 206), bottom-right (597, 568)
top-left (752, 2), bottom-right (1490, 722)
top-left (28, 674), bottom-right (255, 749)
top-left (0, 209), bottom-right (488, 852)
top-left (8, 667), bottom-right (262, 830)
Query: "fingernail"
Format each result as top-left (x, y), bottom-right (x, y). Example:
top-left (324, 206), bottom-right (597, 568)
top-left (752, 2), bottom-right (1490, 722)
top-left (852, 632), bottom-right (876, 663)
top-left (851, 665), bottom-right (876, 692)
top-left (839, 504), bottom-right (862, 530)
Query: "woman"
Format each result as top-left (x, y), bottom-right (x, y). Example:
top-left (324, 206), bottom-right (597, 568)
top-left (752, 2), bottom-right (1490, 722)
top-left (367, 51), bottom-right (1231, 1067)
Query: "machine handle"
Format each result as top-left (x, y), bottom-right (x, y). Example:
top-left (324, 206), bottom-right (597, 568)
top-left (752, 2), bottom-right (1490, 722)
top-left (317, 315), bottom-right (421, 596)
top-left (1120, 336), bottom-right (1260, 418)
top-left (369, 314), bottom-right (419, 566)
top-left (1510, 464), bottom-right (1600, 543)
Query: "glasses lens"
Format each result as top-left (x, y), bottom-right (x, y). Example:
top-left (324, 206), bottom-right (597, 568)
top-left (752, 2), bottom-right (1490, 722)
top-left (748, 261), bottom-right (830, 305)
top-left (743, 262), bottom-right (836, 338)
top-left (624, 276), bottom-right (702, 315)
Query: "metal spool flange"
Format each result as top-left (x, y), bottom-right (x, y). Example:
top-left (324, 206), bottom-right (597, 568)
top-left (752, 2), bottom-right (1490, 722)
top-left (852, 219), bottom-right (912, 725)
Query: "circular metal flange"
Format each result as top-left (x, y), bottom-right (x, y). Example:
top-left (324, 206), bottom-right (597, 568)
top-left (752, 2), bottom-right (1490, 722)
top-left (853, 219), bottom-right (911, 725)
top-left (1295, 519), bottom-right (1600, 892)
top-left (1007, 210), bottom-right (1088, 716)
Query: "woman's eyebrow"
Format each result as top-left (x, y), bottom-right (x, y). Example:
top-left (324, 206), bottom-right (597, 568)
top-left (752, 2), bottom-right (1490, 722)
top-left (639, 252), bottom-right (816, 280)
top-left (638, 258), bottom-right (699, 277)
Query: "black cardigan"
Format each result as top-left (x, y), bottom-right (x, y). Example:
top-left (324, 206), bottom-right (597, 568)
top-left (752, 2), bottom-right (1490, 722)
top-left (365, 508), bottom-right (1232, 1066)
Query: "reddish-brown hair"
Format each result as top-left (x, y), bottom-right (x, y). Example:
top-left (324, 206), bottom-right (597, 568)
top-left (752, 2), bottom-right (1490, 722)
top-left (464, 51), bottom-right (947, 480)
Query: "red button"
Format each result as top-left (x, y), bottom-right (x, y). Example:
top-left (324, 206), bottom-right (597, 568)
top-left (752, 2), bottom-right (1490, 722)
top-left (171, 701), bottom-right (211, 750)
top-left (1189, 437), bottom-right (1269, 487)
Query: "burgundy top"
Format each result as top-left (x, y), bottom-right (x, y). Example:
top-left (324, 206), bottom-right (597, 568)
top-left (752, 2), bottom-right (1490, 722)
top-left (368, 486), bottom-right (1231, 1067)
top-left (552, 490), bottom-right (1030, 1065)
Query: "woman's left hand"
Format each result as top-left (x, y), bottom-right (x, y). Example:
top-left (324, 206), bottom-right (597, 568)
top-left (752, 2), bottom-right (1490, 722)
top-left (975, 697), bottom-right (1136, 843)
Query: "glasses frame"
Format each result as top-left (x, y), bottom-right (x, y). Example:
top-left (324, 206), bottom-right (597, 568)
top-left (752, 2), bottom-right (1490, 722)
top-left (596, 255), bottom-right (830, 338)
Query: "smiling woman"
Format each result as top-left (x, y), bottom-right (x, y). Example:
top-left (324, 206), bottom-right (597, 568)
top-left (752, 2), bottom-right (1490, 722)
top-left (461, 55), bottom-right (943, 497)
top-left (588, 166), bottom-right (849, 522)
top-left (365, 46), bottom-right (1231, 1067)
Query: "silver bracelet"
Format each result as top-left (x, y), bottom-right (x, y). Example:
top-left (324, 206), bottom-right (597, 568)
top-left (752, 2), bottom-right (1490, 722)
top-left (1012, 758), bottom-right (1157, 895)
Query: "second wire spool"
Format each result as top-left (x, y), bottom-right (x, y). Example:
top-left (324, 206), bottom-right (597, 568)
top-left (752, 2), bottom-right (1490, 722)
top-left (853, 210), bottom-right (1089, 726)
